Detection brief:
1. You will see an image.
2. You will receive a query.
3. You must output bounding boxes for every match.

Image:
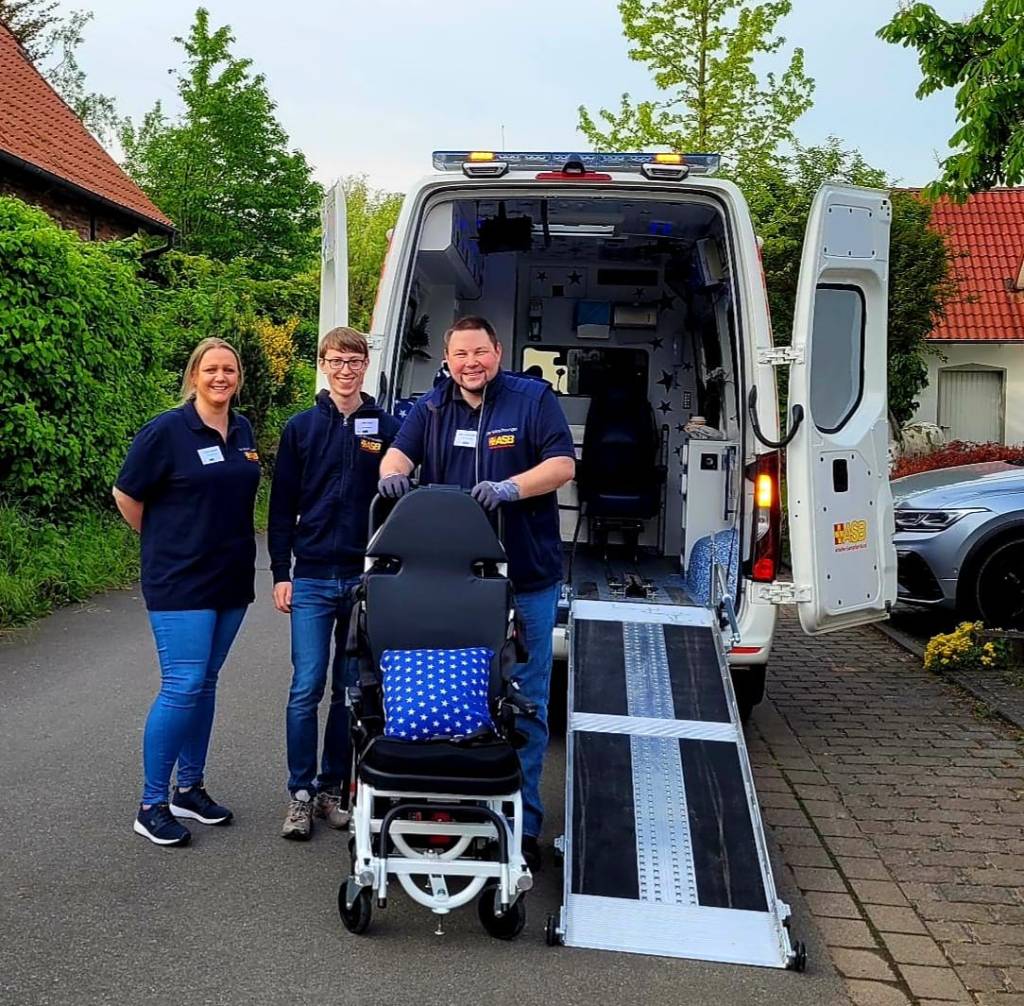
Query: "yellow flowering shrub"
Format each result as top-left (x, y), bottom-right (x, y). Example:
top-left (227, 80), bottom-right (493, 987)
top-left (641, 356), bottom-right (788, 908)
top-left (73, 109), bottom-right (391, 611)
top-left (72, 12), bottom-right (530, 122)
top-left (254, 316), bottom-right (298, 385)
top-left (923, 621), bottom-right (1009, 673)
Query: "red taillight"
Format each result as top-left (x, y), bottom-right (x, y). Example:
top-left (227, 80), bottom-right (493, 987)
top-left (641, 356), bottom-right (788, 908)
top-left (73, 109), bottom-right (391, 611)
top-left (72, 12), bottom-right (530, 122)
top-left (747, 451), bottom-right (781, 583)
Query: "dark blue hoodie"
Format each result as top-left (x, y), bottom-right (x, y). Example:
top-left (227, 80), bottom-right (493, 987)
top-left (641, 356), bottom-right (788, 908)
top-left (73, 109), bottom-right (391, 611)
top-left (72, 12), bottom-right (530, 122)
top-left (269, 391), bottom-right (400, 583)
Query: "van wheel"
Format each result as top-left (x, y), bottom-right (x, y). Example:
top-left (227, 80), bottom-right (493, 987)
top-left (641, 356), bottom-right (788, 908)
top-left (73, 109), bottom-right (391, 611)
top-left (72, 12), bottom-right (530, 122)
top-left (730, 666), bottom-right (766, 724)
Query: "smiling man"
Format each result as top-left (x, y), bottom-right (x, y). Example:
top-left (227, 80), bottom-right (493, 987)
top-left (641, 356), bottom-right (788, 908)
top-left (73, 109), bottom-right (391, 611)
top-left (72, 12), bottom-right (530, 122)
top-left (378, 315), bottom-right (575, 870)
top-left (268, 327), bottom-right (400, 840)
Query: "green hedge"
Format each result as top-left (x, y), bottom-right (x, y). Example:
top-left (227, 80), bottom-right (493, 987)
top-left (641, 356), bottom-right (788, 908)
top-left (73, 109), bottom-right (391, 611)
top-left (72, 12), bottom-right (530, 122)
top-left (0, 198), bottom-right (170, 513)
top-left (0, 503), bottom-right (140, 627)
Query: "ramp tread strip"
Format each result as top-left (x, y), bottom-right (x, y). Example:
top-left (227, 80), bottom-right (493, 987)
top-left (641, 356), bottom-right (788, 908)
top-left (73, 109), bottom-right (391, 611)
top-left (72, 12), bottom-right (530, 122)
top-left (570, 711), bottom-right (738, 742)
top-left (572, 600), bottom-right (714, 627)
top-left (622, 621), bottom-right (698, 906)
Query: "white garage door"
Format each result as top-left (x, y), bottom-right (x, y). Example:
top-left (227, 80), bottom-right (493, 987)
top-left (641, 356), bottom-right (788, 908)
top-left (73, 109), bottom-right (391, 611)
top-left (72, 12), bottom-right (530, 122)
top-left (937, 368), bottom-right (1005, 443)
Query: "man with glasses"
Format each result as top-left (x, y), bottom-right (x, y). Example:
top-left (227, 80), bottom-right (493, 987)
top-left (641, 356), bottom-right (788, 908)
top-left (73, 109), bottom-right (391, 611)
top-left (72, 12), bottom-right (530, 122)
top-left (269, 327), bottom-right (400, 840)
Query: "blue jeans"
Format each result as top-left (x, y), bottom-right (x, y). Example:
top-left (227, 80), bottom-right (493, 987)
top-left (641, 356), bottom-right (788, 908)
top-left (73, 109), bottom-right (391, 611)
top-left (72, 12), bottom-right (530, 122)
top-left (143, 607), bottom-right (247, 805)
top-left (513, 582), bottom-right (560, 838)
top-left (286, 576), bottom-right (360, 796)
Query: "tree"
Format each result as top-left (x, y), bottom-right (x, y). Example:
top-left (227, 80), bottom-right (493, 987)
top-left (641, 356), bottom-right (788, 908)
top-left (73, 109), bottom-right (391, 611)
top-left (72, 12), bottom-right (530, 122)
top-left (121, 8), bottom-right (322, 275)
top-left (578, 0), bottom-right (814, 179)
top-left (758, 139), bottom-right (953, 424)
top-left (343, 177), bottom-right (402, 334)
top-left (879, 2), bottom-right (1024, 198)
top-left (44, 10), bottom-right (121, 145)
top-left (0, 0), bottom-right (59, 61)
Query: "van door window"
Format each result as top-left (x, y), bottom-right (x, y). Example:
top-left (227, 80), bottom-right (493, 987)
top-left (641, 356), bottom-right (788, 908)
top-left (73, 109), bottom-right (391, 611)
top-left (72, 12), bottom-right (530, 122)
top-left (809, 285), bottom-right (865, 433)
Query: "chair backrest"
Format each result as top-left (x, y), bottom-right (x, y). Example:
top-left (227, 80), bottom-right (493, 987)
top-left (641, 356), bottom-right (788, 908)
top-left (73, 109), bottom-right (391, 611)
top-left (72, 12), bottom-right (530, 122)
top-left (579, 386), bottom-right (660, 504)
top-left (363, 488), bottom-right (511, 664)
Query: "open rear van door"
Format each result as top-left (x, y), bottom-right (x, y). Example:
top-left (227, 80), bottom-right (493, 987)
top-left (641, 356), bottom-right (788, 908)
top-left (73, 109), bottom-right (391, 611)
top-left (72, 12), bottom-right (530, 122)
top-left (784, 185), bottom-right (897, 635)
top-left (318, 181), bottom-right (349, 393)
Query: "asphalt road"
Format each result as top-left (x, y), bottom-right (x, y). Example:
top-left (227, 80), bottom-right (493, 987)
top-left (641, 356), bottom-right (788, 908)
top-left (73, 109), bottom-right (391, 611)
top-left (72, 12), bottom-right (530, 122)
top-left (0, 568), bottom-right (848, 1006)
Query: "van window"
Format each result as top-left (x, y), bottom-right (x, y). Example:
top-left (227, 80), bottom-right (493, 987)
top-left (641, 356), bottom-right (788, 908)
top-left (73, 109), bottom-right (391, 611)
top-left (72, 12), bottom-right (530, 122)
top-left (809, 285), bottom-right (864, 433)
top-left (522, 346), bottom-right (648, 396)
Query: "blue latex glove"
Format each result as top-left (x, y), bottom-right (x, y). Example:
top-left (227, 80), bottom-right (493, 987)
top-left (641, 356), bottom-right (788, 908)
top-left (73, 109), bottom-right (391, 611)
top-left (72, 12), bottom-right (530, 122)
top-left (471, 479), bottom-right (521, 511)
top-left (378, 473), bottom-right (411, 498)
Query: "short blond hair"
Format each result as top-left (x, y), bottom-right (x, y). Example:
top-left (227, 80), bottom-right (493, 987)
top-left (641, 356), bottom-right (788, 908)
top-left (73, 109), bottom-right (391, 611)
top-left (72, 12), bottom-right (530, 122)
top-left (180, 337), bottom-right (244, 403)
top-left (319, 326), bottom-right (369, 360)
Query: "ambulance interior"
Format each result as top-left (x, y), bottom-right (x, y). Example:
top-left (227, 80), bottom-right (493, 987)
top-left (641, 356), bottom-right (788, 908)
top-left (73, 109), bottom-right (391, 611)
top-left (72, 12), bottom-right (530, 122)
top-left (392, 193), bottom-right (749, 608)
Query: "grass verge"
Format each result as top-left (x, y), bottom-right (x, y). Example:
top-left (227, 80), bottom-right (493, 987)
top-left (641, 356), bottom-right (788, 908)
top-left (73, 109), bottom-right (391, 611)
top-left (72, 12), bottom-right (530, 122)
top-left (0, 503), bottom-right (140, 630)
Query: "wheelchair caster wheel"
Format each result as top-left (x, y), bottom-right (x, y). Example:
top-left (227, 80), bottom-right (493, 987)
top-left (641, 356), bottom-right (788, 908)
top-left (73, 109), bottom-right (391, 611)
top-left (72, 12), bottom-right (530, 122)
top-left (477, 884), bottom-right (526, 940)
top-left (788, 941), bottom-right (807, 972)
top-left (338, 882), bottom-right (373, 935)
top-left (545, 913), bottom-right (562, 947)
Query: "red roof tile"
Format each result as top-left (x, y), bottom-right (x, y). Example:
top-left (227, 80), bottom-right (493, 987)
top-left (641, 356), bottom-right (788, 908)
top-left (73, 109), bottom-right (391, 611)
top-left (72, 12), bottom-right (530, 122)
top-left (925, 188), bottom-right (1024, 342)
top-left (0, 24), bottom-right (173, 232)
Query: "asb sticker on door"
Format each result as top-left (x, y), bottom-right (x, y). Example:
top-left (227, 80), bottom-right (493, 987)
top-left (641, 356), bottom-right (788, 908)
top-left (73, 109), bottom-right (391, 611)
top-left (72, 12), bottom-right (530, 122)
top-left (833, 519), bottom-right (868, 552)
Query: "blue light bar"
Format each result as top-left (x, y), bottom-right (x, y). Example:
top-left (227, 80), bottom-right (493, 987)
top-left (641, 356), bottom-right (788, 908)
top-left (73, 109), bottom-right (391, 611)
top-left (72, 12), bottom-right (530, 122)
top-left (431, 151), bottom-right (721, 176)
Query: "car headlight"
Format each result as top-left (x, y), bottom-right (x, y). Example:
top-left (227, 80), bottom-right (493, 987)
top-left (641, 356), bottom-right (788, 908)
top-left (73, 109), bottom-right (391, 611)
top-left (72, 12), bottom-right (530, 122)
top-left (894, 507), bottom-right (988, 532)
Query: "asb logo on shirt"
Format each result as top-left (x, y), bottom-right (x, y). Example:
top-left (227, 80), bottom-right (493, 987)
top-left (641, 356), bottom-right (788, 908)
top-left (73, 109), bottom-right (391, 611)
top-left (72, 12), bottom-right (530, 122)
top-left (359, 437), bottom-right (382, 454)
top-left (487, 427), bottom-right (518, 450)
top-left (241, 449), bottom-right (259, 462)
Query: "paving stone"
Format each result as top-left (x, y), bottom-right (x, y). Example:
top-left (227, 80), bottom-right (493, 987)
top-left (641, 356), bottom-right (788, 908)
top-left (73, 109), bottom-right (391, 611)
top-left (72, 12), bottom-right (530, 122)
top-left (837, 857), bottom-right (893, 881)
top-left (975, 994), bottom-right (1024, 1005)
top-left (954, 964), bottom-right (1008, 992)
top-left (946, 944), bottom-right (1024, 967)
top-left (897, 964), bottom-right (972, 1001)
top-left (862, 904), bottom-right (929, 934)
top-left (831, 949), bottom-right (898, 981)
top-left (845, 982), bottom-right (912, 1006)
top-left (806, 891), bottom-right (863, 919)
top-left (792, 866), bottom-right (849, 893)
top-left (851, 879), bottom-right (910, 906)
top-left (816, 917), bottom-right (880, 950)
top-left (879, 933), bottom-right (949, 967)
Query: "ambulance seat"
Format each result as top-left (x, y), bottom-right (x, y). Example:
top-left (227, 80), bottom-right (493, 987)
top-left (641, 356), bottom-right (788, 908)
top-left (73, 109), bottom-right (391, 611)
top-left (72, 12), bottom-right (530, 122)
top-left (578, 386), bottom-right (662, 520)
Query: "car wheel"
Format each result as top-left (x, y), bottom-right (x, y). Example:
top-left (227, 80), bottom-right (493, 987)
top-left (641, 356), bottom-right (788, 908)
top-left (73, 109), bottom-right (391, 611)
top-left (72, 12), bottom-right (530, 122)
top-left (730, 666), bottom-right (766, 724)
top-left (972, 537), bottom-right (1024, 629)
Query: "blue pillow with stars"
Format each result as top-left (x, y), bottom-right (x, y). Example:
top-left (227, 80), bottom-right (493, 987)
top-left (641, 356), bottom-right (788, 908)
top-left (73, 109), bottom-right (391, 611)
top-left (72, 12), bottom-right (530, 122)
top-left (381, 647), bottom-right (495, 741)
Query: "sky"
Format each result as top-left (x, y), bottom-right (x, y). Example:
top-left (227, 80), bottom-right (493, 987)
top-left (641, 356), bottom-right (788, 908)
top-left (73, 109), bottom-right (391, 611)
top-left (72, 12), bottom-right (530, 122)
top-left (74, 0), bottom-right (974, 194)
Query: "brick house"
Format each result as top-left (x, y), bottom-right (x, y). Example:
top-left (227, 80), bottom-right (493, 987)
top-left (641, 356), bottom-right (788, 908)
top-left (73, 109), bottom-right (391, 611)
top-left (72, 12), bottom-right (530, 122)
top-left (0, 23), bottom-right (173, 240)
top-left (912, 190), bottom-right (1024, 445)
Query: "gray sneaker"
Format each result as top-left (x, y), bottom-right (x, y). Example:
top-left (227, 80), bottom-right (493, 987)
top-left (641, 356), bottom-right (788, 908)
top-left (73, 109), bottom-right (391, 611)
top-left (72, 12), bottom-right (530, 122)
top-left (315, 789), bottom-right (350, 829)
top-left (282, 794), bottom-right (314, 841)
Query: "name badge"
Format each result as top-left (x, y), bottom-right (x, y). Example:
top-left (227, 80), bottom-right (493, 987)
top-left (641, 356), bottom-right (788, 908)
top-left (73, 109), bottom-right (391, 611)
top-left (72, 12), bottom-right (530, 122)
top-left (197, 446), bottom-right (224, 465)
top-left (354, 418), bottom-right (378, 436)
top-left (453, 429), bottom-right (478, 449)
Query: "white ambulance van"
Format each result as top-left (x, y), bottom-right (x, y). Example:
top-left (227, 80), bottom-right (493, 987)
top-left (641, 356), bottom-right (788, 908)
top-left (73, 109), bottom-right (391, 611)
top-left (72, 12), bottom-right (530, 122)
top-left (320, 151), bottom-right (897, 721)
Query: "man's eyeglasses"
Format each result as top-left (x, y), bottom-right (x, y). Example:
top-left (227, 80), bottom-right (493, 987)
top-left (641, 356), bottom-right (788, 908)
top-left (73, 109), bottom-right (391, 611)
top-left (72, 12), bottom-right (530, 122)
top-left (323, 356), bottom-right (368, 372)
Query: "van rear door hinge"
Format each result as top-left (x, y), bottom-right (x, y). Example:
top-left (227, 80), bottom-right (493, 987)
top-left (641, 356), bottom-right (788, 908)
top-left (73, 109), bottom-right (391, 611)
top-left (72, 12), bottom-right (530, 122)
top-left (755, 582), bottom-right (812, 605)
top-left (757, 346), bottom-right (804, 366)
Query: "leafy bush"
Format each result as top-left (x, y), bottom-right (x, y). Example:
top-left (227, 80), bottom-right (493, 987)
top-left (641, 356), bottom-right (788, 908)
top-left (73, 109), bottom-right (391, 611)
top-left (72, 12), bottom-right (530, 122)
top-left (0, 198), bottom-right (169, 513)
top-left (0, 503), bottom-right (139, 627)
top-left (924, 621), bottom-right (1010, 673)
top-left (891, 441), bottom-right (1024, 479)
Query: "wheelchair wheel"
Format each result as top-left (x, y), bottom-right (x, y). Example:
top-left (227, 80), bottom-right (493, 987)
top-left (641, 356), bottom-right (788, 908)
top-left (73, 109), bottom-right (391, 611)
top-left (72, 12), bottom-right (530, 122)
top-left (477, 883), bottom-right (526, 940)
top-left (338, 882), bottom-right (373, 935)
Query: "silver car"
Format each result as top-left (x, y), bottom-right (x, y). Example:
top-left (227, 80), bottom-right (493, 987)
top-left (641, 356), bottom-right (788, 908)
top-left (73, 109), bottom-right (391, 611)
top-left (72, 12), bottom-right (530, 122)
top-left (893, 461), bottom-right (1024, 628)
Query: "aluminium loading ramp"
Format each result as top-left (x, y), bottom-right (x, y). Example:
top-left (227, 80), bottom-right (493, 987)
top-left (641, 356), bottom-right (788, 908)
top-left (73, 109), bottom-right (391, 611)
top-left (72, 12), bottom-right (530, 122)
top-left (552, 599), bottom-right (802, 969)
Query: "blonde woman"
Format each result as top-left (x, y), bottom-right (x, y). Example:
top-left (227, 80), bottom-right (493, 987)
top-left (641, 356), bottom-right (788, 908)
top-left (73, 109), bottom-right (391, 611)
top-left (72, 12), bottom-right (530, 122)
top-left (113, 338), bottom-right (260, 847)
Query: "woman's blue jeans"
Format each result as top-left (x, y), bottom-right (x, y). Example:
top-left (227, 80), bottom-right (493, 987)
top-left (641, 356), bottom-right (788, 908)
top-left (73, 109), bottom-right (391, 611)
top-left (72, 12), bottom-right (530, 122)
top-left (285, 576), bottom-right (360, 796)
top-left (142, 607), bottom-right (247, 805)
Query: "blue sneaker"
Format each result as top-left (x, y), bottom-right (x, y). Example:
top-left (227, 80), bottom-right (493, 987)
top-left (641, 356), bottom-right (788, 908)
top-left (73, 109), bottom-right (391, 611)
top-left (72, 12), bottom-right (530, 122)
top-left (134, 803), bottom-right (191, 847)
top-left (170, 784), bottom-right (233, 826)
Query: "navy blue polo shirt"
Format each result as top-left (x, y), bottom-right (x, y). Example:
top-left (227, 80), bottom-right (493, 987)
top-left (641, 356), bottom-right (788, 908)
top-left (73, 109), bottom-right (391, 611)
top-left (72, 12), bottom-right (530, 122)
top-left (115, 402), bottom-right (260, 611)
top-left (392, 371), bottom-right (575, 593)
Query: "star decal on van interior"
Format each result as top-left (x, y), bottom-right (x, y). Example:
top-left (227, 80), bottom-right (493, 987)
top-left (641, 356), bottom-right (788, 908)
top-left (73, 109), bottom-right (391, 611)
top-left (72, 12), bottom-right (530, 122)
top-left (568, 270), bottom-right (582, 284)
top-left (657, 400), bottom-right (673, 414)
top-left (657, 370), bottom-right (675, 392)
top-left (648, 337), bottom-right (664, 350)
